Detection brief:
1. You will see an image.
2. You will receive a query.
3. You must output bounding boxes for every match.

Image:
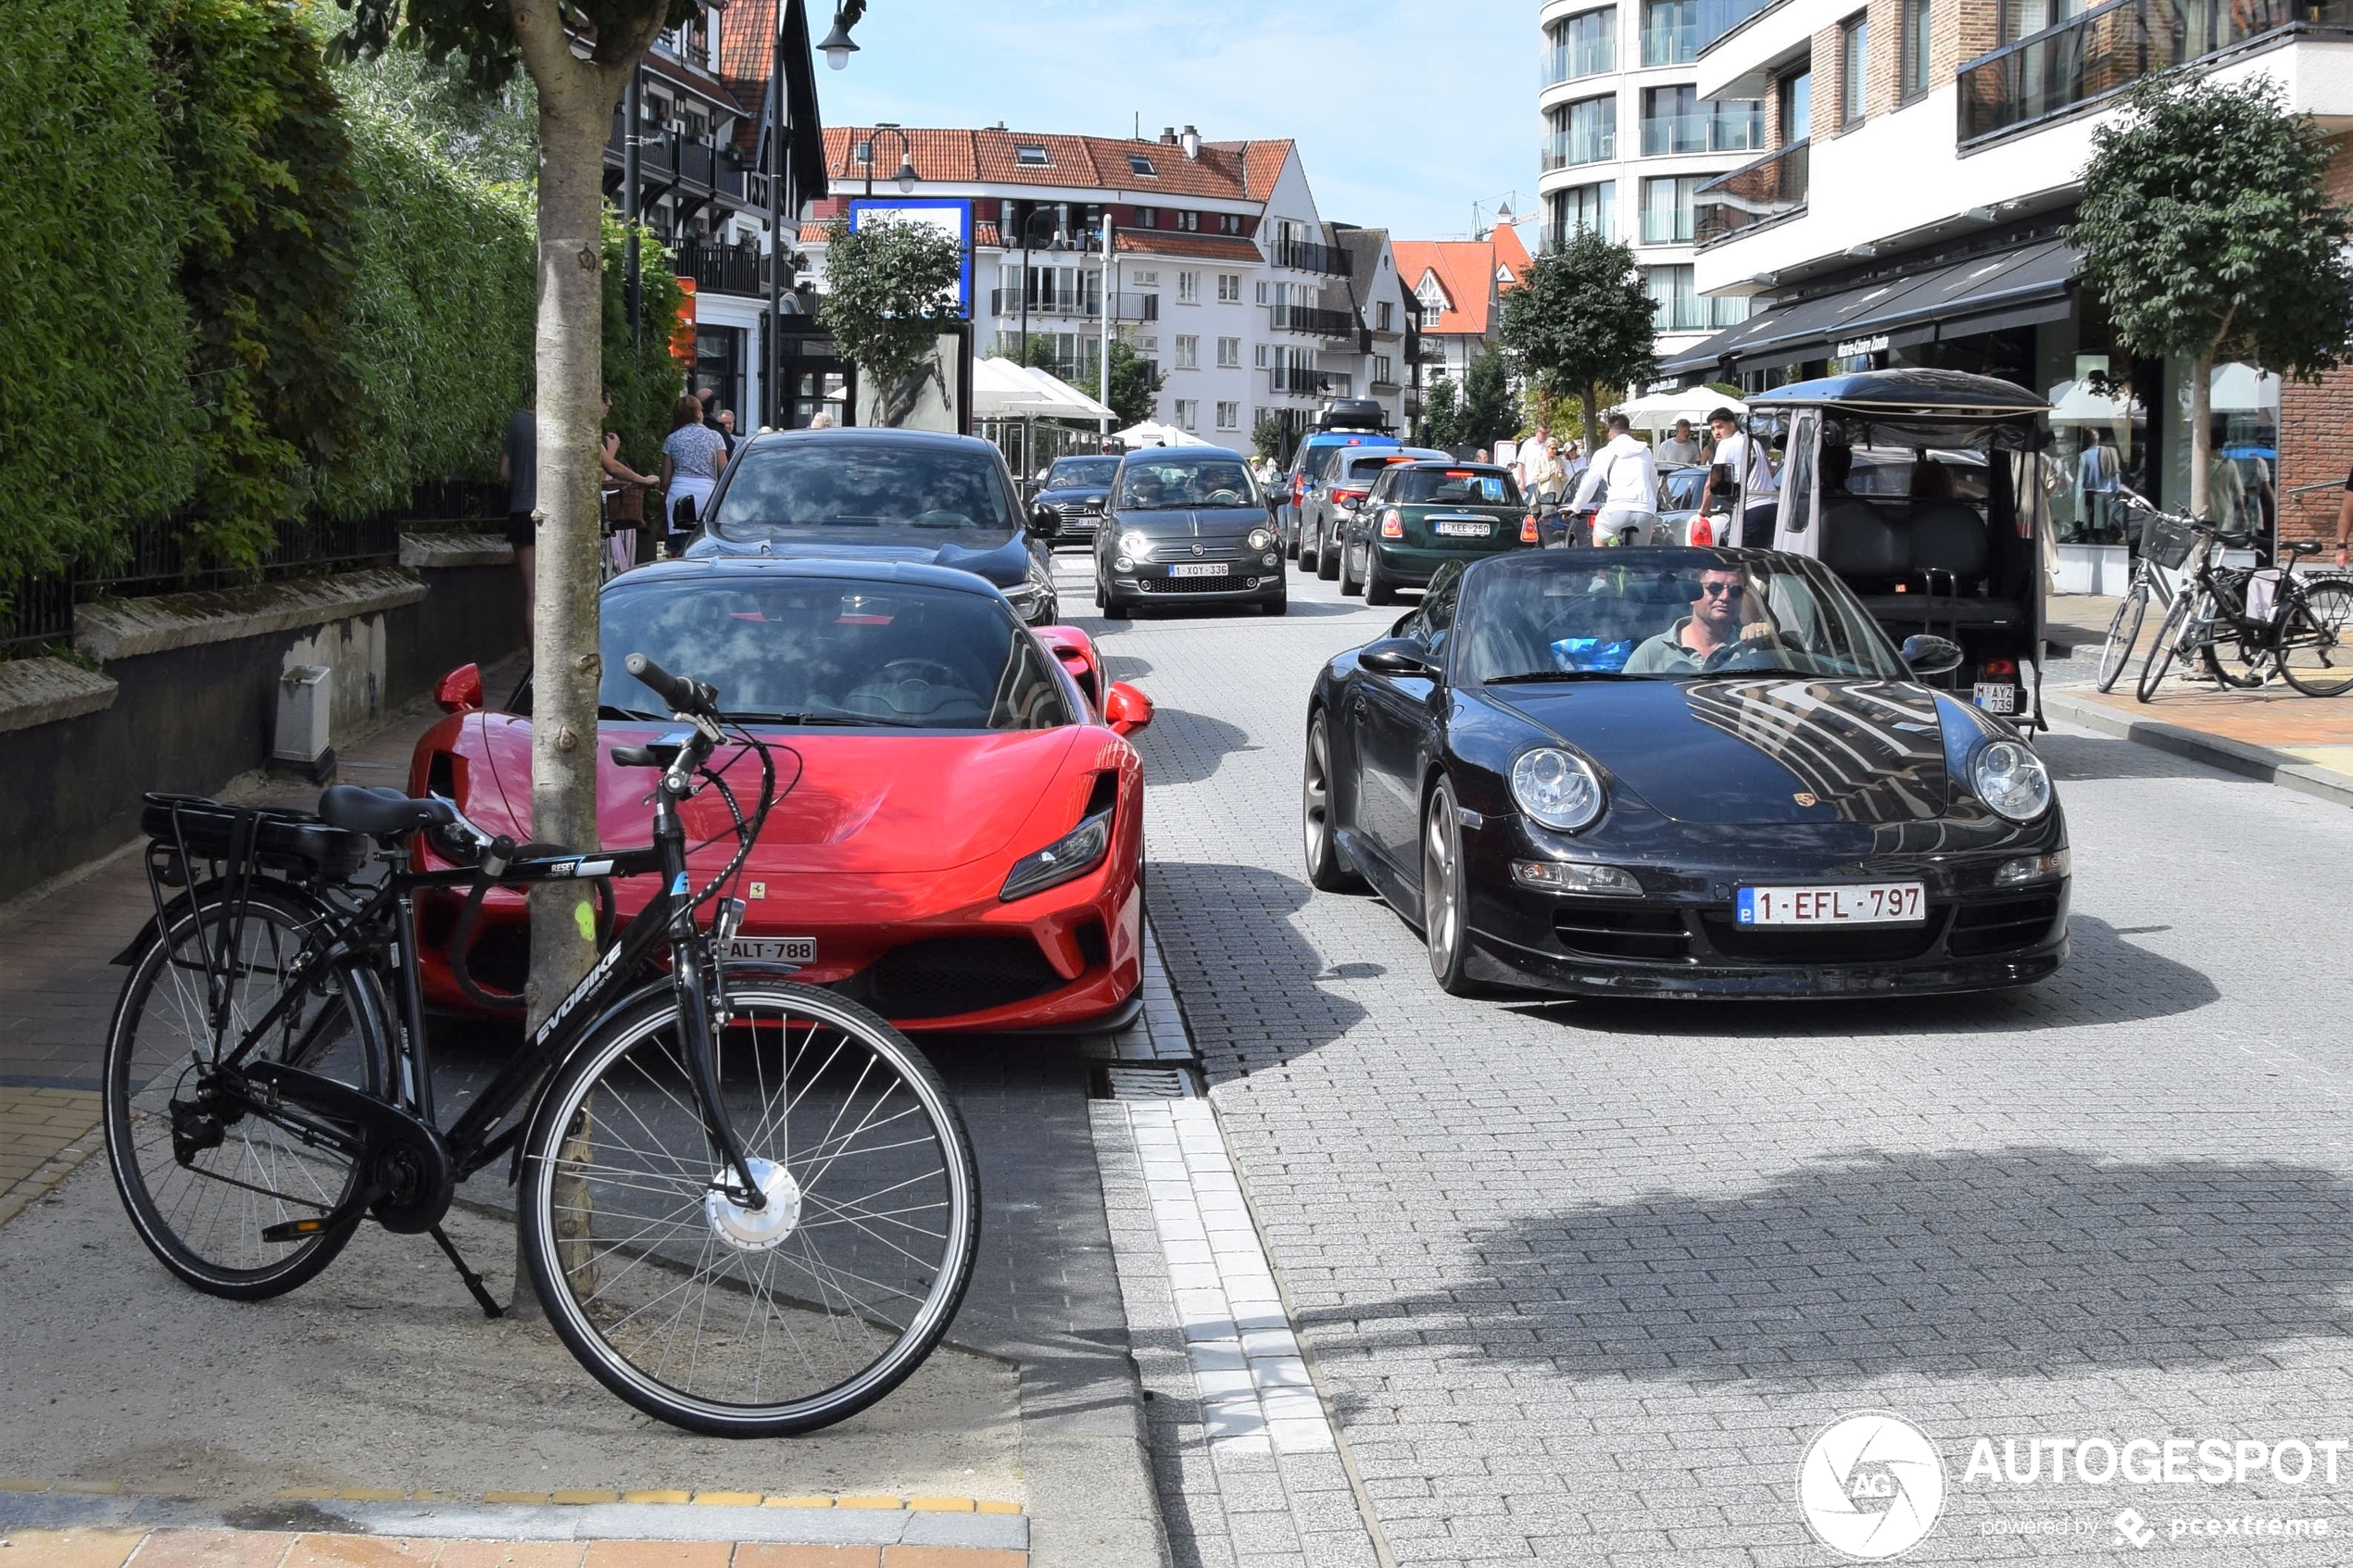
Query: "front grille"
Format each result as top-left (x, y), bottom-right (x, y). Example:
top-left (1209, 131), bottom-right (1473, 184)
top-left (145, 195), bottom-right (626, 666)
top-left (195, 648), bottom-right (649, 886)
top-left (1702, 912), bottom-right (1944, 964)
top-left (1139, 573), bottom-right (1259, 594)
top-left (1553, 901), bottom-right (1692, 962)
top-left (1947, 893), bottom-right (2063, 957)
top-left (849, 935), bottom-right (1070, 1020)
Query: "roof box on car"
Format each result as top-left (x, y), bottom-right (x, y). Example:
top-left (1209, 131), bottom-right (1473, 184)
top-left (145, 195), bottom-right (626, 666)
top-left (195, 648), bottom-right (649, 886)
top-left (1315, 397), bottom-right (1389, 433)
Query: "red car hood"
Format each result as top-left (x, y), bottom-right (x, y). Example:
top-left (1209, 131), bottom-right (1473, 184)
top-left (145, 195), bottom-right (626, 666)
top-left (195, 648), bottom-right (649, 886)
top-left (462, 714), bottom-right (1082, 874)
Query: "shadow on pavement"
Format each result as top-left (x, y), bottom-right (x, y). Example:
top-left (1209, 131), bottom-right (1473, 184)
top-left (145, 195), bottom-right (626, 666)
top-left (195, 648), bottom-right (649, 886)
top-left (1130, 707), bottom-right (1260, 787)
top-left (1147, 861), bottom-right (1367, 1072)
top-left (1299, 1143), bottom-right (2353, 1412)
top-left (2038, 731), bottom-right (2262, 784)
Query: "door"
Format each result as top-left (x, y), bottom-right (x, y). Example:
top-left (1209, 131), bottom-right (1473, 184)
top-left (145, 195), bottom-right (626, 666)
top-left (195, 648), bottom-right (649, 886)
top-left (1771, 410), bottom-right (1823, 556)
top-left (1351, 575), bottom-right (1463, 873)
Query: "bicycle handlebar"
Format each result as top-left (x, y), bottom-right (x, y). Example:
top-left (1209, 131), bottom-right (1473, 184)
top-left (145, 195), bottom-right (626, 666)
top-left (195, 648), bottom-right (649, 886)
top-left (624, 652), bottom-right (720, 720)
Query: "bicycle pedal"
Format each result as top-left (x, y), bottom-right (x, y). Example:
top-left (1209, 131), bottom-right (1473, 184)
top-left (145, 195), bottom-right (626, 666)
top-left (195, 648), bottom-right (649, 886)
top-left (260, 1215), bottom-right (332, 1243)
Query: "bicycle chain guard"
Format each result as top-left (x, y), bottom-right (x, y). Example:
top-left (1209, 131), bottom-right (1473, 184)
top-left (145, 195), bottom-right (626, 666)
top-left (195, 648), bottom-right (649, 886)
top-left (241, 1060), bottom-right (457, 1236)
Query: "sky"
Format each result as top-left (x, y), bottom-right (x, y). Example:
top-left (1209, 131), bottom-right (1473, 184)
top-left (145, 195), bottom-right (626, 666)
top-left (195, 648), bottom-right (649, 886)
top-left (814, 0), bottom-right (1536, 243)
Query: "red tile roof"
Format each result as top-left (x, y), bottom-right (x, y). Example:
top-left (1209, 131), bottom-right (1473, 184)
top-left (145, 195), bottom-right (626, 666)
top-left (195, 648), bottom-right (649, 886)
top-left (820, 127), bottom-right (1294, 204)
top-left (715, 0), bottom-right (774, 152)
top-left (1390, 232), bottom-right (1530, 338)
top-left (1114, 232), bottom-right (1263, 261)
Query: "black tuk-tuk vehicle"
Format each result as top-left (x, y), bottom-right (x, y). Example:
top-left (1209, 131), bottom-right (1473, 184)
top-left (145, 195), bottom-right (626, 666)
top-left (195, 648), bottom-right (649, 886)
top-left (1743, 370), bottom-right (2050, 728)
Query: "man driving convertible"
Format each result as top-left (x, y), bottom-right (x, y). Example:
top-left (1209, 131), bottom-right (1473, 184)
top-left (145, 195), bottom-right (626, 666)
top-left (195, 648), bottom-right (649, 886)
top-left (1623, 564), bottom-right (1777, 674)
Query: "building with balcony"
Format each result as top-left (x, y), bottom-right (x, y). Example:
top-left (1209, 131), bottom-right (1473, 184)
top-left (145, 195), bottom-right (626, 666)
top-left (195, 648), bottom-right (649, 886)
top-left (1668, 0), bottom-right (2353, 545)
top-left (796, 124), bottom-right (1401, 455)
top-left (1535, 0), bottom-right (1774, 361)
top-left (1391, 228), bottom-right (1533, 391)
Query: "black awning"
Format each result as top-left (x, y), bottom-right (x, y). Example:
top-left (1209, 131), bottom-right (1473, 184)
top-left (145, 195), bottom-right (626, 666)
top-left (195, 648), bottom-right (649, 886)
top-left (1665, 239), bottom-right (2078, 377)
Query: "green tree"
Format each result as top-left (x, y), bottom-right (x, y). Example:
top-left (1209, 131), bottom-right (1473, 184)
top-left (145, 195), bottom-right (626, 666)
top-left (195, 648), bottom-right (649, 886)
top-left (1419, 375), bottom-right (1463, 448)
top-left (1080, 338), bottom-right (1164, 428)
top-left (1457, 351), bottom-right (1516, 455)
top-left (1251, 412), bottom-right (1285, 460)
top-left (333, 0), bottom-right (708, 1028)
top-left (816, 215), bottom-right (967, 425)
top-left (2070, 73), bottom-right (2353, 521)
top-left (1496, 228), bottom-right (1657, 450)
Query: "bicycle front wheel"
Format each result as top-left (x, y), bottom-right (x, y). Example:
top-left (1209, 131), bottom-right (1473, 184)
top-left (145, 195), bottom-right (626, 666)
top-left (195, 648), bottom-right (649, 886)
top-left (2095, 584), bottom-right (2147, 693)
top-left (2137, 589), bottom-right (2196, 703)
top-left (103, 883), bottom-right (388, 1298)
top-left (521, 976), bottom-right (980, 1436)
top-left (2280, 580), bottom-right (2353, 697)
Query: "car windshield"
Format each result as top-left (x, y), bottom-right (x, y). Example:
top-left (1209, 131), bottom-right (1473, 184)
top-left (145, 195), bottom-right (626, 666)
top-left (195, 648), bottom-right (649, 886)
top-left (1116, 457), bottom-right (1260, 509)
top-left (1394, 468), bottom-right (1521, 506)
top-left (712, 441), bottom-right (1016, 536)
top-left (1045, 457), bottom-right (1119, 489)
top-left (1459, 548), bottom-right (1910, 684)
top-left (598, 578), bottom-right (1069, 730)
top-left (1849, 446), bottom-right (1988, 501)
top-left (1660, 468), bottom-right (1706, 511)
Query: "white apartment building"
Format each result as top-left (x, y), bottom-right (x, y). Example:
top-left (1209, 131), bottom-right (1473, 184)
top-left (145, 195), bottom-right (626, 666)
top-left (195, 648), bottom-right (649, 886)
top-left (797, 125), bottom-right (1408, 451)
top-left (1534, 0), bottom-right (1773, 359)
top-left (1671, 0), bottom-right (2353, 547)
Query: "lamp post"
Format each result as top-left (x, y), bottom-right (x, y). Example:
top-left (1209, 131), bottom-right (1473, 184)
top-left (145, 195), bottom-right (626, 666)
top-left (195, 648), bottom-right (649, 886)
top-left (863, 122), bottom-right (914, 200)
top-left (817, 4), bottom-right (859, 69)
top-left (1098, 211), bottom-right (1114, 439)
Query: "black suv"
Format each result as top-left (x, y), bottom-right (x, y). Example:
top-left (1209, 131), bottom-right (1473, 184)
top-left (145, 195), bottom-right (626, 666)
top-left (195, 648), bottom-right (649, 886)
top-left (1032, 454), bottom-right (1120, 546)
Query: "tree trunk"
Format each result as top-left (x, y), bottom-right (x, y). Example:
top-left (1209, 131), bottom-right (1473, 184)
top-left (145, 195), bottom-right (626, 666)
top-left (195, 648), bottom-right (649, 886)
top-left (2187, 353), bottom-right (2213, 523)
top-left (1579, 383), bottom-right (1599, 457)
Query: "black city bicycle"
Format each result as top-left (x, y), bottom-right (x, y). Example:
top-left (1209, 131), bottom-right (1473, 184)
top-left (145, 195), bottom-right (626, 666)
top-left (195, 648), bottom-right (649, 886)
top-left (2133, 511), bottom-right (2353, 702)
top-left (102, 655), bottom-right (979, 1436)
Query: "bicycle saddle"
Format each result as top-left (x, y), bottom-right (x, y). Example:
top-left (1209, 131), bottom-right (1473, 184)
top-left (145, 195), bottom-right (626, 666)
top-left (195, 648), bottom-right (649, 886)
top-left (319, 785), bottom-right (457, 837)
top-left (2284, 538), bottom-right (2322, 556)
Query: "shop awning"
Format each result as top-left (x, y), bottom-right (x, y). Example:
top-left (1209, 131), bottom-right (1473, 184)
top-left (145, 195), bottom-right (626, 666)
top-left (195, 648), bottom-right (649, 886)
top-left (1660, 239), bottom-right (2078, 378)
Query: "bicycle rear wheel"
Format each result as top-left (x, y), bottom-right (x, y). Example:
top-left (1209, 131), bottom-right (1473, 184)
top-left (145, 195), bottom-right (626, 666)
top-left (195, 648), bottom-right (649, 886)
top-left (521, 975), bottom-right (979, 1436)
top-left (2279, 580), bottom-right (2353, 696)
top-left (2095, 583), bottom-right (2147, 693)
top-left (2136, 589), bottom-right (2196, 703)
top-left (103, 883), bottom-right (388, 1298)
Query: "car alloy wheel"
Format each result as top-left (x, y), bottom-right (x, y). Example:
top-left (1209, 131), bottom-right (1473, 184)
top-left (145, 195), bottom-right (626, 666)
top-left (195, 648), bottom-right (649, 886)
top-left (1340, 544), bottom-right (1365, 597)
top-left (1365, 548), bottom-right (1395, 607)
top-left (1303, 716), bottom-right (1367, 893)
top-left (1421, 779), bottom-right (1477, 994)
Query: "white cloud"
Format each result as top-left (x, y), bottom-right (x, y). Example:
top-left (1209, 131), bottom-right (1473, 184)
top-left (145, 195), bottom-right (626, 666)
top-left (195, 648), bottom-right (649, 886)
top-left (814, 0), bottom-right (1533, 240)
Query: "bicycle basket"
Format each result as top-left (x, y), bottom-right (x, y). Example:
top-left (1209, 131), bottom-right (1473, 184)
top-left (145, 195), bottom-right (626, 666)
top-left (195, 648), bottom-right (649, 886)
top-left (2141, 512), bottom-right (2196, 570)
top-left (141, 793), bottom-right (371, 882)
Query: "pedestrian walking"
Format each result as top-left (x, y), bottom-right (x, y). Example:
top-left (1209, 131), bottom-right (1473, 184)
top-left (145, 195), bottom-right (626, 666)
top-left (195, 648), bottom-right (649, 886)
top-left (698, 387), bottom-right (736, 458)
top-left (598, 388), bottom-right (658, 572)
top-left (1529, 438), bottom-right (1567, 506)
top-left (498, 402), bottom-right (537, 623)
top-left (1696, 408), bottom-right (1779, 547)
top-left (1570, 415), bottom-right (1663, 544)
top-left (661, 394), bottom-right (728, 554)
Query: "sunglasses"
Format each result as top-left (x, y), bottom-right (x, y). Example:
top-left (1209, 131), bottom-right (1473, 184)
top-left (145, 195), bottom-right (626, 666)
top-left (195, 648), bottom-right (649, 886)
top-left (1693, 582), bottom-right (1742, 598)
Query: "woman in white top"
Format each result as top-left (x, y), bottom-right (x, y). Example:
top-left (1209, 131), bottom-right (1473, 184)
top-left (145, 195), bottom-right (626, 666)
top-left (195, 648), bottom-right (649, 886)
top-left (660, 394), bottom-right (730, 549)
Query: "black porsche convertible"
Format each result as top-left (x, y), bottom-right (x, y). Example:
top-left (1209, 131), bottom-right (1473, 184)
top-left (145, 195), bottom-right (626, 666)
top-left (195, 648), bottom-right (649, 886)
top-left (1302, 547), bottom-right (2070, 999)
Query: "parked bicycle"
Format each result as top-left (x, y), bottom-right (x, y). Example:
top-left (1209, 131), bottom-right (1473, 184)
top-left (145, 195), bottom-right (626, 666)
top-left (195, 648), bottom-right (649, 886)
top-left (103, 655), bottom-right (979, 1436)
top-left (2131, 505), bottom-right (2353, 702)
top-left (2094, 495), bottom-right (2187, 693)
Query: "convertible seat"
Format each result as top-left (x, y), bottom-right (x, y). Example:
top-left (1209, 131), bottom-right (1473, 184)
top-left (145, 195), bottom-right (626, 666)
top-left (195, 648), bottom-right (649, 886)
top-left (1902, 501), bottom-right (1990, 581)
top-left (1819, 498), bottom-right (1906, 576)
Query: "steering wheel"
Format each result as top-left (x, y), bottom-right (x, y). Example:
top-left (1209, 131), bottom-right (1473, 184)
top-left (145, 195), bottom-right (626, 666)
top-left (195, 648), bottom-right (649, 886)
top-left (1205, 488), bottom-right (1244, 506)
top-left (880, 659), bottom-right (963, 688)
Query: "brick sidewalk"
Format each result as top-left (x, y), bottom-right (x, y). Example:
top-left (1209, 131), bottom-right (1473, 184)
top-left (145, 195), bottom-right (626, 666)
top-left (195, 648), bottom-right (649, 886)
top-left (0, 1530), bottom-right (1018, 1566)
top-left (2060, 681), bottom-right (2353, 786)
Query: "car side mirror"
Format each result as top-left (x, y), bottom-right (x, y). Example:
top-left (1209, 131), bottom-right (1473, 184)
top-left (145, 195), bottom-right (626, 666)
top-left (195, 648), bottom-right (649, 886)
top-left (434, 662), bottom-right (484, 713)
top-left (1359, 637), bottom-right (1436, 679)
top-left (1103, 680), bottom-right (1153, 736)
top-left (1899, 634), bottom-right (1965, 676)
top-left (1029, 503), bottom-right (1060, 538)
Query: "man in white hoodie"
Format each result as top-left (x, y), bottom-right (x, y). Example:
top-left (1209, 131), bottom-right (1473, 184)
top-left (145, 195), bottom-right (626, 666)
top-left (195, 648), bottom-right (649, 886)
top-left (1570, 414), bottom-right (1663, 545)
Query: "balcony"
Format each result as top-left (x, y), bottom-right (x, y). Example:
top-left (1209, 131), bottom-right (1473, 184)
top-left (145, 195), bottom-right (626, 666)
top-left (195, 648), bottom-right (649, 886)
top-left (1542, 122), bottom-right (1618, 171)
top-left (1642, 17), bottom-right (1701, 63)
top-left (1639, 104), bottom-right (1766, 156)
top-left (1957, 0), bottom-right (2353, 144)
top-left (1695, 0), bottom-right (1776, 49)
top-left (1272, 304), bottom-right (1359, 336)
top-left (989, 288), bottom-right (1102, 319)
top-left (673, 239), bottom-right (769, 296)
top-left (1693, 139), bottom-right (1808, 246)
top-left (1268, 365), bottom-right (1335, 396)
top-left (1542, 33), bottom-right (1617, 86)
top-left (1273, 236), bottom-right (1352, 274)
top-left (606, 114), bottom-right (753, 205)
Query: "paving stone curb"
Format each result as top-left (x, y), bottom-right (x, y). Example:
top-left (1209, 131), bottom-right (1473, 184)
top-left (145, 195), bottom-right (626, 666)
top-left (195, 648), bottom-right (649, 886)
top-left (2045, 689), bottom-right (2353, 808)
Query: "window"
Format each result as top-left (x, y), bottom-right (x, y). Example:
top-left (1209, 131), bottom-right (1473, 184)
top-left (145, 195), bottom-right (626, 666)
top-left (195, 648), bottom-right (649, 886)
top-left (1372, 354), bottom-right (1393, 384)
top-left (1135, 207), bottom-right (1158, 229)
top-left (1015, 145), bottom-right (1051, 166)
top-left (1549, 182), bottom-right (1616, 245)
top-left (1175, 334), bottom-right (1199, 370)
top-left (1215, 401), bottom-right (1240, 431)
top-left (1139, 335), bottom-right (1159, 353)
top-left (1840, 14), bottom-right (1869, 126)
top-left (1777, 69), bottom-right (1813, 144)
top-left (1217, 213), bottom-right (1243, 234)
top-left (1546, 94), bottom-right (1617, 168)
top-left (1217, 272), bottom-right (1242, 302)
top-left (1255, 280), bottom-right (1270, 304)
top-left (1129, 154), bottom-right (1157, 176)
top-left (1640, 176), bottom-right (1705, 245)
top-left (1642, 0), bottom-right (1698, 65)
top-left (1255, 343), bottom-right (1269, 368)
top-left (1544, 6), bottom-right (1616, 83)
top-left (1900, 0), bottom-right (1930, 100)
top-left (1175, 209), bottom-right (1200, 232)
top-left (1217, 336), bottom-right (1241, 368)
top-left (1644, 263), bottom-right (1703, 332)
top-left (1176, 270), bottom-right (1200, 304)
top-left (1416, 273), bottom-right (1450, 321)
top-left (1173, 398), bottom-right (1199, 431)
top-left (1378, 301), bottom-right (1393, 332)
top-left (1641, 86), bottom-right (1763, 154)
top-left (851, 138), bottom-right (872, 167)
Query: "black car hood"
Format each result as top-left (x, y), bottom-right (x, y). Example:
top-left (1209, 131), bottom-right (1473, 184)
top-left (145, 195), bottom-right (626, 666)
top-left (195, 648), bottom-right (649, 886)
top-left (690, 528), bottom-right (1029, 586)
top-left (1113, 506), bottom-right (1268, 536)
top-left (1043, 485), bottom-right (1110, 507)
top-left (1491, 676), bottom-right (1951, 824)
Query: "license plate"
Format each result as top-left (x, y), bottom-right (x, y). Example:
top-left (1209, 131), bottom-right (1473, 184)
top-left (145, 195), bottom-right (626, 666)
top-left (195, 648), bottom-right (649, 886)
top-left (1736, 884), bottom-right (1926, 925)
top-left (1169, 562), bottom-right (1227, 578)
top-left (1435, 520), bottom-right (1492, 537)
top-left (725, 936), bottom-right (815, 964)
top-left (1973, 683), bottom-right (2017, 714)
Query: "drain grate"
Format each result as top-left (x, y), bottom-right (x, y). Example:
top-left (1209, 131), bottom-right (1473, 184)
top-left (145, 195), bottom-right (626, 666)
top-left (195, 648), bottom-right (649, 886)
top-left (1097, 1064), bottom-right (1199, 1099)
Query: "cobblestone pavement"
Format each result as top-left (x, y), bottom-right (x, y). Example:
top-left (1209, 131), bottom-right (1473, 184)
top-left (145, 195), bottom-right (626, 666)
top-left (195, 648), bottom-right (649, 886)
top-left (1063, 550), bottom-right (2353, 1566)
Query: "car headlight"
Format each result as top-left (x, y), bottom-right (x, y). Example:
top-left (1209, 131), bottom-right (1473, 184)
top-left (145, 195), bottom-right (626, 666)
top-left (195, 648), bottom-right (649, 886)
top-left (1510, 747), bottom-right (1604, 833)
top-left (1248, 527), bottom-right (1275, 551)
top-left (1003, 580), bottom-right (1046, 609)
top-left (1000, 809), bottom-right (1113, 902)
top-left (1119, 531), bottom-right (1151, 558)
top-left (1970, 739), bottom-right (2052, 822)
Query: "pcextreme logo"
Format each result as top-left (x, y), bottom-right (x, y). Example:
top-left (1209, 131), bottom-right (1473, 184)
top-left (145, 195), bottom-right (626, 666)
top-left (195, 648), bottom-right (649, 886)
top-left (1797, 1411), bottom-right (1948, 1560)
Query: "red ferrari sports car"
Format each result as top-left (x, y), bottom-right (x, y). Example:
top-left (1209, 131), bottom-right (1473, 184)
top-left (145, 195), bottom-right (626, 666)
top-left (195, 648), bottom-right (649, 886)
top-left (407, 556), bottom-right (1153, 1034)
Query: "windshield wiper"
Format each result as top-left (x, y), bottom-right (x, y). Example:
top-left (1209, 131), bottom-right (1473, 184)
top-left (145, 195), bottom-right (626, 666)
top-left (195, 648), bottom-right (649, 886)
top-left (1483, 671), bottom-right (1652, 684)
top-left (1687, 663), bottom-right (1861, 679)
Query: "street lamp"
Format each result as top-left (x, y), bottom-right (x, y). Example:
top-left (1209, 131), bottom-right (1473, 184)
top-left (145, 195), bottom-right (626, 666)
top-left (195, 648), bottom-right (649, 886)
top-left (817, 6), bottom-right (859, 69)
top-left (1014, 206), bottom-right (1074, 370)
top-left (863, 123), bottom-right (913, 199)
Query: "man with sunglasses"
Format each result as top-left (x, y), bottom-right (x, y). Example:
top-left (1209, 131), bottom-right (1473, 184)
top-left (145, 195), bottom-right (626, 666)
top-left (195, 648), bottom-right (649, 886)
top-left (1623, 565), bottom-right (1774, 674)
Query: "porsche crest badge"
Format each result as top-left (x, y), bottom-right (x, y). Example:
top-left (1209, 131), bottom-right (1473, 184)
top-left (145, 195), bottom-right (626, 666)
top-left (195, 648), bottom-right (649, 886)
top-left (1792, 792), bottom-right (1818, 807)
